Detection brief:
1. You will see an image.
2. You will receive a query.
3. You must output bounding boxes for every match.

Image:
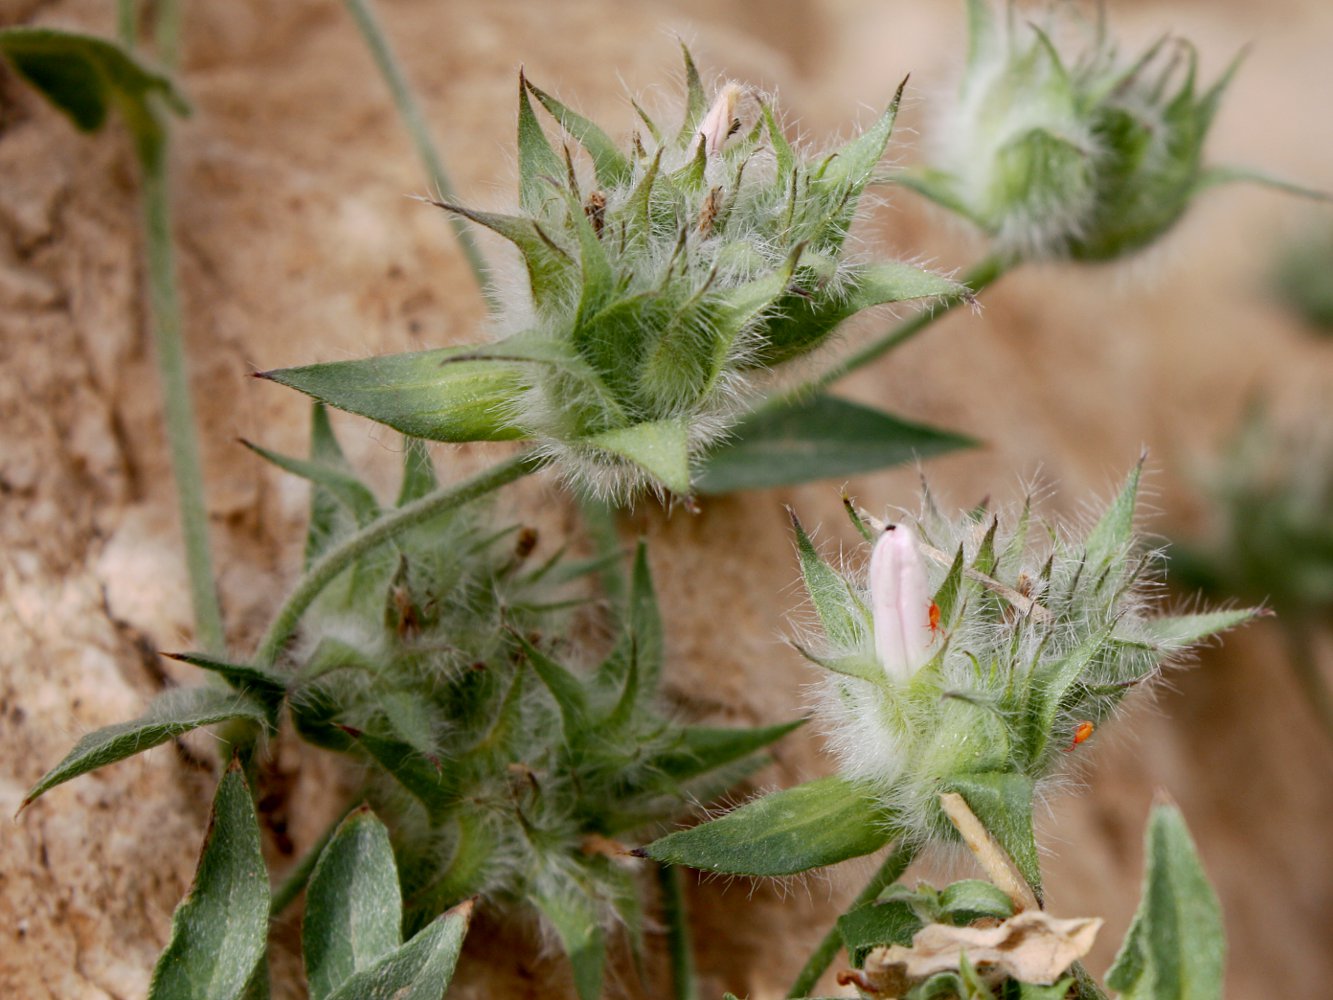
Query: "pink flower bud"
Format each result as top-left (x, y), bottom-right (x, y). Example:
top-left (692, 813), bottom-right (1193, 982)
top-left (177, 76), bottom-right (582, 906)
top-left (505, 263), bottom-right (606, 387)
top-left (696, 82), bottom-right (744, 158)
top-left (869, 524), bottom-right (935, 682)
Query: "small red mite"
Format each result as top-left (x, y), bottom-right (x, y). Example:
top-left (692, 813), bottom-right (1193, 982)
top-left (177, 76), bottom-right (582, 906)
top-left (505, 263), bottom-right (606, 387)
top-left (928, 601), bottom-right (942, 639)
top-left (1064, 720), bottom-right (1095, 752)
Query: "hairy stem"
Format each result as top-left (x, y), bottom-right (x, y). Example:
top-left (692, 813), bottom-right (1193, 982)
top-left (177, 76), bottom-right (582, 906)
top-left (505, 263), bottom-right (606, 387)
top-left (141, 139), bottom-right (227, 655)
top-left (255, 449), bottom-right (543, 665)
top-left (786, 839), bottom-right (918, 998)
top-left (658, 863), bottom-right (698, 1000)
top-left (339, 0), bottom-right (496, 310)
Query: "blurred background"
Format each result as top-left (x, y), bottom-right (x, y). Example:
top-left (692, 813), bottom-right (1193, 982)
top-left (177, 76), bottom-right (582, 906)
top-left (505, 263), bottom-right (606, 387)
top-left (2, 0), bottom-right (1330, 997)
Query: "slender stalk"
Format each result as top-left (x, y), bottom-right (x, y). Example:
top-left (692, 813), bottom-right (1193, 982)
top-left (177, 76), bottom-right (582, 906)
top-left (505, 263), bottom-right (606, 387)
top-left (255, 449), bottom-right (543, 665)
top-left (339, 0), bottom-right (497, 311)
top-left (270, 802), bottom-right (358, 918)
top-left (154, 0), bottom-right (181, 69)
top-left (117, 0), bottom-right (136, 48)
top-left (141, 138), bottom-right (227, 655)
top-left (786, 839), bottom-right (918, 999)
top-left (658, 863), bottom-right (698, 1000)
top-left (775, 254), bottom-right (1009, 409)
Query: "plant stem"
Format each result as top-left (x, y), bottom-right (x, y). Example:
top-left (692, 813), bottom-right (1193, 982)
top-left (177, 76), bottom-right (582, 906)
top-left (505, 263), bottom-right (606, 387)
top-left (658, 863), bottom-right (698, 1000)
top-left (254, 449), bottom-right (543, 665)
top-left (154, 0), bottom-right (181, 69)
top-left (117, 0), bottom-right (136, 48)
top-left (141, 138), bottom-right (227, 655)
top-left (339, 0), bottom-right (497, 311)
top-left (776, 254), bottom-right (1009, 409)
top-left (786, 839), bottom-right (918, 999)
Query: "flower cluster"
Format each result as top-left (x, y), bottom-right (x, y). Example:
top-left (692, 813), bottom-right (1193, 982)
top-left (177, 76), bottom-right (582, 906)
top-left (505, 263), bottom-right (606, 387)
top-left (264, 48), bottom-right (960, 499)
top-left (903, 0), bottom-right (1245, 261)
top-left (790, 465), bottom-right (1255, 845)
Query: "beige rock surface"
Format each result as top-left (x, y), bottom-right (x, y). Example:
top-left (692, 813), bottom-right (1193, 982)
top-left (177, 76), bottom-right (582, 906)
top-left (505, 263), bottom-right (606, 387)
top-left (2, 1), bottom-right (1330, 997)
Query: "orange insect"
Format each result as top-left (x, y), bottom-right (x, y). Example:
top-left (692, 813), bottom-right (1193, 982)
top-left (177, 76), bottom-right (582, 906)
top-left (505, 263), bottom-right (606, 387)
top-left (928, 601), bottom-right (942, 640)
top-left (1063, 720), bottom-right (1095, 752)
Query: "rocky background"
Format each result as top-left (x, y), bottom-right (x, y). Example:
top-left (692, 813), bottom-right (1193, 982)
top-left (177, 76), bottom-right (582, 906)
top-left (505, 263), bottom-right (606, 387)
top-left (2, 0), bottom-right (1330, 997)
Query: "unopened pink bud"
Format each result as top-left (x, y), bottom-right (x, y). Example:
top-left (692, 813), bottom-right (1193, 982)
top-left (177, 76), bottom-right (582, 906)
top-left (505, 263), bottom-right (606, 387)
top-left (869, 524), bottom-right (934, 682)
top-left (697, 83), bottom-right (744, 157)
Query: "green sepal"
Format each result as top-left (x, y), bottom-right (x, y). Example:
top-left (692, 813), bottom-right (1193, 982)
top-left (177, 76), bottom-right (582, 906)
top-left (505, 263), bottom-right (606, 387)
top-left (699, 394), bottom-right (976, 494)
top-left (304, 807), bottom-right (403, 1000)
top-left (1084, 460), bottom-right (1143, 574)
top-left (396, 438), bottom-right (438, 506)
top-left (525, 78), bottom-right (632, 190)
top-left (932, 544), bottom-right (967, 628)
top-left (641, 775), bottom-right (894, 876)
top-left (1106, 804), bottom-right (1224, 1000)
top-left (748, 260), bottom-right (965, 367)
top-left (789, 509), bottom-right (864, 649)
top-left (532, 885), bottom-right (605, 1000)
top-left (242, 439), bottom-right (380, 527)
top-left (517, 69), bottom-right (565, 215)
top-left (1022, 624), bottom-right (1115, 768)
top-left (761, 100), bottom-right (795, 178)
top-left (353, 732), bottom-right (460, 823)
top-left (583, 418), bottom-right (692, 495)
top-left (792, 643), bottom-right (884, 686)
top-left (814, 79), bottom-right (904, 200)
top-left (429, 201), bottom-right (573, 313)
top-left (259, 348), bottom-right (529, 443)
top-left (647, 719), bottom-right (805, 783)
top-left (597, 540), bottom-right (663, 697)
top-left (837, 898), bottom-right (922, 967)
top-left (516, 633), bottom-right (590, 743)
top-left (0, 27), bottom-right (189, 163)
top-left (404, 813), bottom-right (495, 926)
top-left (673, 43), bottom-right (707, 146)
top-left (325, 899), bottom-right (473, 1000)
top-left (21, 687), bottom-right (269, 810)
top-left (1139, 609), bottom-right (1260, 648)
top-left (942, 771), bottom-right (1043, 903)
top-left (148, 761), bottom-right (269, 1000)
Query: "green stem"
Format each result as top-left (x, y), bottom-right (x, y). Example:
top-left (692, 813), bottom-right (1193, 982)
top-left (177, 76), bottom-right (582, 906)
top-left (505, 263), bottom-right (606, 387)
top-left (255, 449), bottom-right (543, 665)
top-left (154, 0), bottom-right (181, 69)
top-left (269, 802), bottom-right (358, 918)
top-left (141, 138), bottom-right (227, 655)
top-left (779, 254), bottom-right (1009, 408)
top-left (786, 839), bottom-right (918, 999)
top-left (117, 0), bottom-right (136, 48)
top-left (339, 0), bottom-right (497, 311)
top-left (658, 863), bottom-right (698, 1000)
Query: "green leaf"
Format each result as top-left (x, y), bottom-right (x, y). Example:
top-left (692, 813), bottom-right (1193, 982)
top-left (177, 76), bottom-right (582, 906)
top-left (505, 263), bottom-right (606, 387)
top-left (699, 394), bottom-right (975, 494)
top-left (533, 886), bottom-right (605, 1000)
top-left (943, 772), bottom-right (1043, 903)
top-left (1023, 625), bottom-right (1115, 767)
top-left (1084, 461), bottom-right (1143, 572)
top-left (583, 418), bottom-right (692, 495)
top-left (354, 733), bottom-right (460, 823)
top-left (674, 43), bottom-right (707, 146)
top-left (789, 509), bottom-right (864, 649)
top-left (148, 762), bottom-right (269, 1000)
top-left (838, 899), bottom-right (922, 967)
top-left (649, 719), bottom-right (805, 782)
top-left (599, 540), bottom-right (665, 696)
top-left (165, 652), bottom-right (288, 702)
top-left (933, 544), bottom-right (967, 627)
top-left (242, 439), bottom-right (380, 526)
top-left (428, 201), bottom-right (573, 313)
top-left (1139, 609), bottom-right (1260, 648)
top-left (21, 687), bottom-right (268, 810)
top-left (1106, 804), bottom-right (1224, 1000)
top-left (815, 82), bottom-right (903, 197)
top-left (259, 348), bottom-right (529, 443)
top-left (0, 27), bottom-right (189, 161)
top-left (938, 879), bottom-right (1015, 924)
top-left (516, 633), bottom-right (590, 743)
top-left (642, 775), bottom-right (893, 876)
top-left (326, 899), bottom-right (473, 1000)
top-left (304, 808), bottom-right (403, 1000)
top-left (525, 78), bottom-right (632, 189)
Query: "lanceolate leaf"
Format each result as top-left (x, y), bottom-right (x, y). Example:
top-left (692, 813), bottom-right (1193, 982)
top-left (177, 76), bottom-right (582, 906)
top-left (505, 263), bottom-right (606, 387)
top-left (326, 899), bottom-right (474, 1000)
top-left (533, 885), bottom-right (605, 1000)
top-left (354, 733), bottom-right (460, 823)
top-left (789, 510), bottom-right (864, 649)
top-left (698, 395), bottom-right (976, 495)
top-left (21, 687), bottom-right (268, 810)
top-left (642, 775), bottom-right (894, 876)
top-left (304, 808), bottom-right (403, 1000)
top-left (242, 439), bottom-right (380, 527)
top-left (1139, 609), bottom-right (1260, 648)
top-left (525, 78), bottom-right (632, 189)
top-left (258, 349), bottom-right (529, 444)
top-left (148, 762), bottom-right (269, 1000)
top-left (648, 719), bottom-right (805, 783)
top-left (1106, 804), bottom-right (1224, 1000)
top-left (165, 652), bottom-right (288, 702)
